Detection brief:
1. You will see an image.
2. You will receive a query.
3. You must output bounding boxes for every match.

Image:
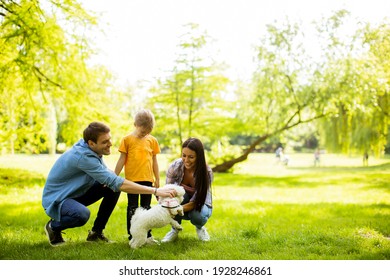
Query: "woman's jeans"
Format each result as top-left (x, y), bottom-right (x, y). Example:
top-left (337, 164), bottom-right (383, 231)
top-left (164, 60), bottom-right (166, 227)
top-left (51, 182), bottom-right (120, 233)
top-left (175, 193), bottom-right (212, 229)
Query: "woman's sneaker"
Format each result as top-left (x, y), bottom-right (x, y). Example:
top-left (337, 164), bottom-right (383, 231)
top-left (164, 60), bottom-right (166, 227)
top-left (44, 220), bottom-right (65, 246)
top-left (161, 228), bottom-right (179, 243)
top-left (196, 227), bottom-right (210, 241)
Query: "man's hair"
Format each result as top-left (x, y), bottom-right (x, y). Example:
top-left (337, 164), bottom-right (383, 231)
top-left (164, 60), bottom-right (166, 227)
top-left (83, 122), bottom-right (110, 143)
top-left (134, 109), bottom-right (155, 130)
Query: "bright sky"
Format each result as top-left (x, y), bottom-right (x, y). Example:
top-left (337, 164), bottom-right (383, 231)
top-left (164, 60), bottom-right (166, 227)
top-left (82, 0), bottom-right (390, 86)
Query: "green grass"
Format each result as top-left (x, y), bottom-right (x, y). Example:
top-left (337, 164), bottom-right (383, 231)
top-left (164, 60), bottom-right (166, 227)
top-left (0, 153), bottom-right (389, 260)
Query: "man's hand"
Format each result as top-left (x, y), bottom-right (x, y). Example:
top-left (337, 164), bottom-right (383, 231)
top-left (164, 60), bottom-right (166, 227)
top-left (156, 187), bottom-right (177, 198)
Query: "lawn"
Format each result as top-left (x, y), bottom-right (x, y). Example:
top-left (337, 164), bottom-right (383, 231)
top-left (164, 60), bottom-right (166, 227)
top-left (0, 153), bottom-right (389, 260)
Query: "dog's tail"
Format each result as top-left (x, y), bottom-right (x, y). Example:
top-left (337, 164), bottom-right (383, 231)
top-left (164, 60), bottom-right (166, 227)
top-left (131, 207), bottom-right (148, 224)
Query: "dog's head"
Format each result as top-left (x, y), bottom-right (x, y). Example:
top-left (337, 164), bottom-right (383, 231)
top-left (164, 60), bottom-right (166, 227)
top-left (159, 184), bottom-right (185, 211)
top-left (170, 205), bottom-right (184, 216)
top-left (162, 183), bottom-right (185, 202)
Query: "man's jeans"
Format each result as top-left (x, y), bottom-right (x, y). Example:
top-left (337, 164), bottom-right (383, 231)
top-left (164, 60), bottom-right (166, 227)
top-left (51, 182), bottom-right (120, 232)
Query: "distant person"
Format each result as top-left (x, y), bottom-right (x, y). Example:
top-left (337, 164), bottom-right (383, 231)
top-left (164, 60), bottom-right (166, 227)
top-left (161, 137), bottom-right (213, 243)
top-left (282, 153), bottom-right (290, 166)
top-left (115, 109), bottom-right (161, 243)
top-left (363, 152), bottom-right (369, 166)
top-left (314, 149), bottom-right (320, 167)
top-left (42, 122), bottom-right (176, 246)
top-left (275, 146), bottom-right (283, 163)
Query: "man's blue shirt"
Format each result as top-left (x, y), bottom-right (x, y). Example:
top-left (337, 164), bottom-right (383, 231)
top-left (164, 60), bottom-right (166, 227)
top-left (42, 139), bottom-right (124, 221)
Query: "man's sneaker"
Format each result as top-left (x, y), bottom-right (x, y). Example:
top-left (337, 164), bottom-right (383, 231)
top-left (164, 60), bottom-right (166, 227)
top-left (86, 230), bottom-right (112, 243)
top-left (44, 220), bottom-right (65, 246)
top-left (196, 227), bottom-right (210, 241)
top-left (161, 228), bottom-right (179, 243)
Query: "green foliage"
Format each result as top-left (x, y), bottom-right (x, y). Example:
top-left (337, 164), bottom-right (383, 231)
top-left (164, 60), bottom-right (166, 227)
top-left (1, 3), bottom-right (389, 175)
top-left (148, 23), bottom-right (230, 153)
top-left (314, 14), bottom-right (390, 156)
top-left (206, 136), bottom-right (241, 170)
top-left (0, 0), bottom-right (128, 154)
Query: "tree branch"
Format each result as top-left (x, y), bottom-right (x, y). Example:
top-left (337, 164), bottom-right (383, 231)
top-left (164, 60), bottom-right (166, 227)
top-left (32, 65), bottom-right (63, 88)
top-left (212, 110), bottom-right (330, 173)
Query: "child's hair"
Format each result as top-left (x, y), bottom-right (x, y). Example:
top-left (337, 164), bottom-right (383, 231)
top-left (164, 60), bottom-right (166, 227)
top-left (134, 109), bottom-right (155, 130)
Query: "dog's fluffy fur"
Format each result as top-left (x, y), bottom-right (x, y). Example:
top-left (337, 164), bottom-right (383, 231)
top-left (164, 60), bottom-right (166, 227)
top-left (129, 184), bottom-right (186, 249)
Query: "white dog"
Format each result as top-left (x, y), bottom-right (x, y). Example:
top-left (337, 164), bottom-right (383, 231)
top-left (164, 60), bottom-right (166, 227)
top-left (129, 184), bottom-right (186, 249)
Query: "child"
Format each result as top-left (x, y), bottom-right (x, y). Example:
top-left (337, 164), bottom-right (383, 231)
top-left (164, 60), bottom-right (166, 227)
top-left (115, 109), bottom-right (161, 242)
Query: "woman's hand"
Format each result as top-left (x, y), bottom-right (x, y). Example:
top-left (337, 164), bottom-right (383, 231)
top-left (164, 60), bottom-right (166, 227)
top-left (182, 202), bottom-right (195, 212)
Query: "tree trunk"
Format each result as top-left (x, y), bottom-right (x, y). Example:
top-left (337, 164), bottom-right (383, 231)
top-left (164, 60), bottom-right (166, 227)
top-left (47, 100), bottom-right (57, 155)
top-left (212, 134), bottom-right (270, 173)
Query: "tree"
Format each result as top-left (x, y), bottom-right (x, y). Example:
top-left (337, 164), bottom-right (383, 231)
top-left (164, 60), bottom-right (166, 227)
top-left (318, 17), bottom-right (390, 157)
top-left (0, 0), bottom-right (126, 154)
top-left (148, 23), bottom-right (229, 154)
top-left (213, 11), bottom-right (390, 172)
top-left (212, 19), bottom-right (332, 172)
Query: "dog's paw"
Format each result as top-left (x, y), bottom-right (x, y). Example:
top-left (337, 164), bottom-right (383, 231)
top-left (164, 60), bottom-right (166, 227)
top-left (145, 237), bottom-right (160, 246)
top-left (129, 240), bottom-right (138, 249)
top-left (176, 225), bottom-right (183, 231)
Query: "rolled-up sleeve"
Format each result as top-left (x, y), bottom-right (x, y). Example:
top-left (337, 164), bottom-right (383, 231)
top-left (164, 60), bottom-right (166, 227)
top-left (78, 154), bottom-right (124, 192)
top-left (166, 159), bottom-right (183, 185)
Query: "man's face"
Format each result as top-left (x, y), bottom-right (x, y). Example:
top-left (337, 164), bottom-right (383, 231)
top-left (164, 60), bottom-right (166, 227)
top-left (88, 132), bottom-right (112, 156)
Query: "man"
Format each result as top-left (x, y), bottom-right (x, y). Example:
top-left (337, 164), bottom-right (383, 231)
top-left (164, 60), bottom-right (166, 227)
top-left (42, 122), bottom-right (175, 246)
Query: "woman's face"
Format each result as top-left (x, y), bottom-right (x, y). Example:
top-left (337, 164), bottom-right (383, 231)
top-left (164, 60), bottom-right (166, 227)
top-left (182, 147), bottom-right (197, 171)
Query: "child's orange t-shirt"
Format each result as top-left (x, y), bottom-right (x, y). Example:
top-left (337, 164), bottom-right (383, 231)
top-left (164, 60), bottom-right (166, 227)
top-left (118, 134), bottom-right (160, 182)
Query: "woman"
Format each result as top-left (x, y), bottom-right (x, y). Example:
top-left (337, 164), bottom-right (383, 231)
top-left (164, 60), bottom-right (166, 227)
top-left (161, 137), bottom-right (213, 242)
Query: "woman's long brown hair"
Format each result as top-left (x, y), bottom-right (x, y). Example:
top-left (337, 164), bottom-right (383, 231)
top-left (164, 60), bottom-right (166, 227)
top-left (182, 138), bottom-right (210, 211)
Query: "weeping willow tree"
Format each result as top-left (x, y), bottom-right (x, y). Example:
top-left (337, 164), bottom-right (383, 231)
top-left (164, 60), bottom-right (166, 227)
top-left (211, 10), bottom-right (390, 172)
top-left (318, 16), bottom-right (390, 157)
top-left (212, 18), bottom-right (332, 172)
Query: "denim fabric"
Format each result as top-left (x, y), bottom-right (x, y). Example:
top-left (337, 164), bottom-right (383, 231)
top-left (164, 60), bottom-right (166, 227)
top-left (42, 139), bottom-right (124, 221)
top-left (50, 182), bottom-right (120, 232)
top-left (174, 192), bottom-right (212, 229)
top-left (182, 204), bottom-right (213, 229)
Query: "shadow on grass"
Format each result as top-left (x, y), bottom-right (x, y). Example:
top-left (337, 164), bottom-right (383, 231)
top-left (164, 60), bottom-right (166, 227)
top-left (213, 201), bottom-right (390, 260)
top-left (1, 166), bottom-right (389, 260)
top-left (0, 168), bottom-right (45, 193)
top-left (214, 163), bottom-right (390, 191)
